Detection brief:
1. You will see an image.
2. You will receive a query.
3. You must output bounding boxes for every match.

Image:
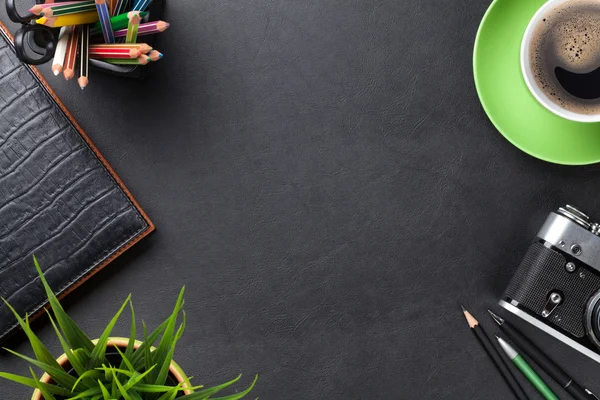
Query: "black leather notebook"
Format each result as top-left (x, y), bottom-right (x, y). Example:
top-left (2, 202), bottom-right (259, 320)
top-left (0, 22), bottom-right (154, 341)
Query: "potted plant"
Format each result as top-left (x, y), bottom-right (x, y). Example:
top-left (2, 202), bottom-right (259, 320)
top-left (0, 257), bottom-right (257, 400)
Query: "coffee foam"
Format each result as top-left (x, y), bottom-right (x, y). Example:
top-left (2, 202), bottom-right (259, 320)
top-left (530, 0), bottom-right (600, 114)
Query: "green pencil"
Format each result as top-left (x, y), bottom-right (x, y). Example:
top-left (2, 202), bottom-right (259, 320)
top-left (102, 55), bottom-right (151, 65)
top-left (125, 11), bottom-right (141, 43)
top-left (40, 1), bottom-right (97, 17)
top-left (496, 336), bottom-right (559, 400)
top-left (91, 11), bottom-right (148, 35)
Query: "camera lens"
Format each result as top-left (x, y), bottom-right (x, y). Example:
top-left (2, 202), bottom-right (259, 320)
top-left (585, 291), bottom-right (600, 349)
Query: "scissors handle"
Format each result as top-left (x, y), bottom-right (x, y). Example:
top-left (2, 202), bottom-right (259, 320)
top-left (6, 0), bottom-right (38, 23)
top-left (6, 0), bottom-right (58, 65)
top-left (14, 24), bottom-right (56, 65)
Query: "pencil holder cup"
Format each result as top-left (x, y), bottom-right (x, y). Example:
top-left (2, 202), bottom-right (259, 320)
top-left (5, 0), bottom-right (165, 79)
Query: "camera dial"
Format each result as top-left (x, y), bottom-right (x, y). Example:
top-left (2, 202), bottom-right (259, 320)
top-left (558, 205), bottom-right (592, 230)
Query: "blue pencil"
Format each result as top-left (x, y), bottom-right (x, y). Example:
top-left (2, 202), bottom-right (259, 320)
top-left (95, 0), bottom-right (115, 43)
top-left (132, 0), bottom-right (152, 12)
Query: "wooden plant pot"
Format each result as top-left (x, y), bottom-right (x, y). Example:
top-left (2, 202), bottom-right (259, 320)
top-left (31, 337), bottom-right (193, 400)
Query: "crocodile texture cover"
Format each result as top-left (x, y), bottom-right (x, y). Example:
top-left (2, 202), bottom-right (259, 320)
top-left (0, 21), bottom-right (154, 342)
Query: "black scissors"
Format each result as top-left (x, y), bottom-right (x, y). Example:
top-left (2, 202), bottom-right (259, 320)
top-left (6, 0), bottom-right (59, 65)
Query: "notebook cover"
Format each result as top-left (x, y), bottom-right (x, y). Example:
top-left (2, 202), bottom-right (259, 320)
top-left (0, 20), bottom-right (154, 342)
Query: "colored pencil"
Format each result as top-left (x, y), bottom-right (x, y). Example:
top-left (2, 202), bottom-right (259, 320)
top-left (489, 311), bottom-right (596, 400)
top-left (125, 11), bottom-right (141, 43)
top-left (113, 0), bottom-right (129, 16)
top-left (91, 43), bottom-right (151, 53)
top-left (63, 25), bottom-right (80, 80)
top-left (95, 0), bottom-right (115, 43)
top-left (91, 11), bottom-right (148, 35)
top-left (462, 307), bottom-right (528, 400)
top-left (30, 1), bottom-right (86, 15)
top-left (37, 1), bottom-right (96, 17)
top-left (496, 336), bottom-right (558, 400)
top-left (103, 54), bottom-right (151, 65)
top-left (107, 0), bottom-right (117, 15)
top-left (148, 50), bottom-right (162, 61)
top-left (132, 0), bottom-right (151, 12)
top-left (78, 24), bottom-right (90, 89)
top-left (51, 26), bottom-right (70, 75)
top-left (113, 20), bottom-right (168, 38)
top-left (89, 51), bottom-right (141, 59)
top-left (91, 43), bottom-right (150, 51)
top-left (36, 11), bottom-right (99, 27)
top-left (89, 45), bottom-right (141, 59)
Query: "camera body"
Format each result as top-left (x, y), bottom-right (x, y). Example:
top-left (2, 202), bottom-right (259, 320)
top-left (501, 205), bottom-right (600, 363)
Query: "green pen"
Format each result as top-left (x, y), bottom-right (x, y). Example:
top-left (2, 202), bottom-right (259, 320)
top-left (496, 336), bottom-right (559, 400)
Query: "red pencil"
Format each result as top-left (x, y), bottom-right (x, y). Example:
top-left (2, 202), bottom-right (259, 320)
top-left (63, 25), bottom-right (80, 80)
top-left (89, 46), bottom-right (141, 59)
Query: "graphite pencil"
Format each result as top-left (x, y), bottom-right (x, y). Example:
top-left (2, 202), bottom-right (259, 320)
top-left (462, 307), bottom-right (529, 400)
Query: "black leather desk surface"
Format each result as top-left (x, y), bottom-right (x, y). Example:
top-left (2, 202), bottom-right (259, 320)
top-left (2, 1), bottom-right (600, 399)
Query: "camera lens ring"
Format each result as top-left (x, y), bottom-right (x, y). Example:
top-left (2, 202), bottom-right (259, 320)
top-left (585, 290), bottom-right (600, 350)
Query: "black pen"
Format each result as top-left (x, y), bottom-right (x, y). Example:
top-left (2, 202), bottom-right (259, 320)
top-left (463, 307), bottom-right (529, 400)
top-left (488, 310), bottom-right (598, 400)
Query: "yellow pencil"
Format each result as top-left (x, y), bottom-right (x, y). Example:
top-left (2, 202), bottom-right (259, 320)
top-left (36, 11), bottom-right (99, 27)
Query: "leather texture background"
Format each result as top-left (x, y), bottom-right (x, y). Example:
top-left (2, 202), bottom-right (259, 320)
top-left (3, 0), bottom-right (600, 398)
top-left (0, 28), bottom-right (152, 342)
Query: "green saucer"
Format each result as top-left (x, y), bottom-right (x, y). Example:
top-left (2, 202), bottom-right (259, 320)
top-left (474, 0), bottom-right (600, 165)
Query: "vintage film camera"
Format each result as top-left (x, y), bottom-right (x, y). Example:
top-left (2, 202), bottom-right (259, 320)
top-left (501, 205), bottom-right (600, 363)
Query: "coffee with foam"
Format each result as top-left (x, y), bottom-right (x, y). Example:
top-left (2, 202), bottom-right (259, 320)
top-left (530, 0), bottom-right (600, 114)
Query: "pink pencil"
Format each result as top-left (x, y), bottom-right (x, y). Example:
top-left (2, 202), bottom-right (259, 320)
top-left (113, 20), bottom-right (169, 38)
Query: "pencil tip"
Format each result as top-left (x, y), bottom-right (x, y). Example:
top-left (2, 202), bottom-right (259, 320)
top-left (495, 335), bottom-right (501, 340)
top-left (461, 306), bottom-right (478, 328)
top-left (487, 310), bottom-right (504, 325)
top-left (78, 77), bottom-right (89, 89)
